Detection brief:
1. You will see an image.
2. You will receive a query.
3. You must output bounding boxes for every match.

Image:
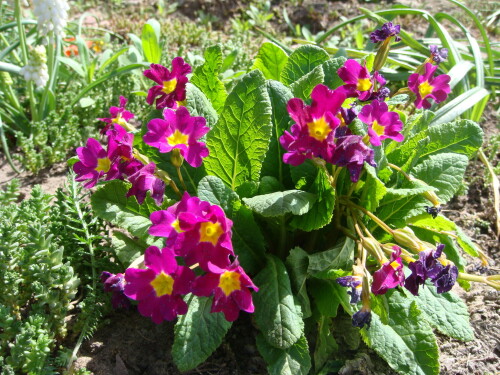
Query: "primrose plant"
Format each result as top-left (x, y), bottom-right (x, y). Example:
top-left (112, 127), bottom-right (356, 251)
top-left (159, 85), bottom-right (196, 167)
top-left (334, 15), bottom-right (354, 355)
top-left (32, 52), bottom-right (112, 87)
top-left (72, 22), bottom-right (499, 375)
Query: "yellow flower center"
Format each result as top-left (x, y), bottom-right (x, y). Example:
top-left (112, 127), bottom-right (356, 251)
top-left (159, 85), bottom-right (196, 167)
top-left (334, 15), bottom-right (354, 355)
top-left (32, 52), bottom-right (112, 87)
top-left (218, 271), bottom-right (241, 297)
top-left (390, 260), bottom-right (400, 270)
top-left (418, 80), bottom-right (434, 98)
top-left (307, 116), bottom-right (331, 141)
top-left (199, 222), bottom-right (223, 246)
top-left (371, 120), bottom-right (385, 136)
top-left (357, 78), bottom-right (372, 91)
top-left (162, 78), bottom-right (177, 94)
top-left (176, 100), bottom-right (187, 107)
top-left (95, 157), bottom-right (111, 173)
top-left (150, 272), bottom-right (174, 297)
top-left (166, 130), bottom-right (189, 147)
top-left (171, 219), bottom-right (183, 233)
top-left (111, 114), bottom-right (127, 127)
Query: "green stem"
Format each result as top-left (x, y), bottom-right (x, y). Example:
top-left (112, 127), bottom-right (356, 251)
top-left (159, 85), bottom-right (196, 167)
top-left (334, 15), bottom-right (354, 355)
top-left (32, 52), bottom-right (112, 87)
top-left (40, 31), bottom-right (56, 119)
top-left (0, 114), bottom-right (22, 173)
top-left (343, 199), bottom-right (394, 235)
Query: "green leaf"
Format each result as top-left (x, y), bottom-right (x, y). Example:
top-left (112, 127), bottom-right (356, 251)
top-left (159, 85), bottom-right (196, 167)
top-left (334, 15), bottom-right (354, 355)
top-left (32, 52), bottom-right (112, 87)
top-left (314, 317), bottom-right (338, 372)
top-left (409, 287), bottom-right (474, 341)
top-left (420, 120), bottom-right (483, 159)
top-left (243, 190), bottom-right (316, 217)
top-left (286, 247), bottom-right (311, 318)
top-left (185, 83), bottom-right (218, 128)
top-left (308, 237), bottom-right (355, 275)
top-left (111, 231), bottom-right (145, 266)
top-left (386, 94), bottom-right (409, 106)
top-left (252, 42), bottom-right (289, 81)
top-left (412, 153), bottom-right (468, 203)
top-left (172, 295), bottom-right (232, 372)
top-left (308, 279), bottom-right (342, 318)
top-left (254, 255), bottom-right (304, 349)
top-left (359, 164), bottom-right (387, 212)
top-left (361, 290), bottom-right (439, 375)
top-left (280, 45), bottom-right (330, 85)
top-left (430, 88), bottom-right (490, 126)
top-left (204, 70), bottom-right (272, 190)
top-left (197, 175), bottom-right (239, 211)
top-left (90, 180), bottom-right (162, 246)
top-left (261, 80), bottom-right (293, 184)
top-left (290, 169), bottom-right (335, 231)
top-left (191, 45), bottom-right (227, 113)
top-left (256, 334), bottom-right (311, 375)
top-left (290, 65), bottom-right (324, 100)
top-left (141, 23), bottom-right (161, 64)
top-left (322, 57), bottom-right (347, 89)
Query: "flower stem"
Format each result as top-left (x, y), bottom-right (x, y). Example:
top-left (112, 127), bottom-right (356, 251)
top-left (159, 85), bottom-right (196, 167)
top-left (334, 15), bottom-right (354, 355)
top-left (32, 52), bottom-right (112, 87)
top-left (343, 199), bottom-right (393, 235)
top-left (458, 272), bottom-right (500, 290)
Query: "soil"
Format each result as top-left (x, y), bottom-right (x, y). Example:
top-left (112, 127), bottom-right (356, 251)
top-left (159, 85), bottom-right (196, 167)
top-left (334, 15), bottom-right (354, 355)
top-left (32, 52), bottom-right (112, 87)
top-left (1, 0), bottom-right (498, 374)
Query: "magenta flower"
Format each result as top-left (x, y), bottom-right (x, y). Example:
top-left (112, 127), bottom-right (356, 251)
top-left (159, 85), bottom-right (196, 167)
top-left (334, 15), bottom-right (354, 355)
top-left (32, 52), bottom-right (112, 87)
top-left (369, 22), bottom-right (401, 43)
top-left (371, 246), bottom-right (405, 295)
top-left (338, 60), bottom-right (385, 101)
top-left (359, 100), bottom-right (404, 146)
top-left (408, 63), bottom-right (451, 109)
top-left (280, 84), bottom-right (346, 165)
top-left (100, 271), bottom-right (130, 309)
top-left (124, 246), bottom-right (195, 324)
top-left (149, 192), bottom-right (211, 250)
top-left (143, 106), bottom-right (209, 167)
top-left (331, 135), bottom-right (376, 182)
top-left (73, 138), bottom-right (119, 188)
top-left (144, 58), bottom-right (192, 109)
top-left (98, 96), bottom-right (135, 133)
top-left (191, 261), bottom-right (258, 322)
top-left (106, 124), bottom-right (135, 163)
top-left (126, 162), bottom-right (165, 205)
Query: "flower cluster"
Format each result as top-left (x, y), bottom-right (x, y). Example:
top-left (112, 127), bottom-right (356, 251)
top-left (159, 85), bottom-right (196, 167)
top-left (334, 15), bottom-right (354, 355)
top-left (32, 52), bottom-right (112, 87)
top-left (20, 45), bottom-right (49, 88)
top-left (124, 193), bottom-right (258, 323)
top-left (32, 0), bottom-right (70, 38)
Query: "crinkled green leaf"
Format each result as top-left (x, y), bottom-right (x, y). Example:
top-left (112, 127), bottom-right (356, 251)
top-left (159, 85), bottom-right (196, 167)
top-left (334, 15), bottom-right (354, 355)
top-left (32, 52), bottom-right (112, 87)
top-left (204, 70), bottom-right (272, 190)
top-left (360, 164), bottom-right (387, 212)
top-left (308, 237), bottom-right (355, 275)
top-left (197, 175), bottom-right (238, 211)
top-left (314, 316), bottom-right (338, 372)
top-left (111, 231), bottom-right (146, 267)
top-left (280, 45), bottom-right (329, 85)
top-left (322, 57), bottom-right (347, 89)
top-left (172, 295), bottom-right (232, 372)
top-left (256, 334), bottom-right (311, 375)
top-left (386, 94), bottom-right (409, 106)
top-left (286, 247), bottom-right (311, 318)
top-left (259, 176), bottom-right (283, 195)
top-left (361, 290), bottom-right (439, 375)
top-left (254, 255), bottom-right (304, 349)
top-left (290, 65), bottom-right (324, 100)
top-left (191, 45), bottom-right (227, 113)
top-left (252, 42), bottom-right (289, 81)
top-left (185, 83), bottom-right (218, 128)
top-left (243, 190), bottom-right (316, 217)
top-left (308, 279), bottom-right (341, 318)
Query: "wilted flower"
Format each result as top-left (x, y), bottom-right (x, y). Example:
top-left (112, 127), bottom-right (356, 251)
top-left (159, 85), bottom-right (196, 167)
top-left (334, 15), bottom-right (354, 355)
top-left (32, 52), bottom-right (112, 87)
top-left (404, 244), bottom-right (458, 295)
top-left (280, 84), bottom-right (346, 165)
top-left (124, 246), bottom-right (195, 324)
top-left (338, 60), bottom-right (386, 101)
top-left (100, 272), bottom-right (130, 309)
top-left (352, 307), bottom-right (372, 328)
top-left (371, 246), bottom-right (405, 295)
top-left (331, 135), bottom-right (376, 182)
top-left (143, 106), bottom-right (209, 167)
top-left (98, 96), bottom-right (135, 134)
top-left (369, 22), bottom-right (401, 43)
top-left (359, 100), bottom-right (404, 146)
top-left (336, 275), bottom-right (362, 303)
top-left (144, 58), bottom-right (191, 109)
top-left (429, 45), bottom-right (448, 64)
top-left (408, 63), bottom-right (451, 109)
top-left (191, 260), bottom-right (258, 322)
top-left (126, 163), bottom-right (165, 205)
top-left (20, 45), bottom-right (49, 88)
top-left (426, 206), bottom-right (442, 219)
top-left (32, 0), bottom-right (69, 37)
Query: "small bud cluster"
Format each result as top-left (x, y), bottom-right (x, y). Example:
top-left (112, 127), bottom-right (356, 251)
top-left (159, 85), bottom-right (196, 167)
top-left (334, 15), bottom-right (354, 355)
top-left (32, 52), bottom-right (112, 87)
top-left (19, 45), bottom-right (49, 88)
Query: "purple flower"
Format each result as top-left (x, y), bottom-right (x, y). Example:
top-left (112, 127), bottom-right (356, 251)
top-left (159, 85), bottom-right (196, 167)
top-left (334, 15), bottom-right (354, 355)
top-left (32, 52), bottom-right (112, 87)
top-left (339, 107), bottom-right (358, 126)
top-left (429, 45), bottom-right (448, 64)
top-left (408, 63), bottom-right (451, 109)
top-left (143, 106), bottom-right (209, 168)
top-left (144, 58), bottom-right (192, 109)
top-left (404, 244), bottom-right (458, 295)
top-left (369, 22), bottom-right (401, 43)
top-left (126, 163), bottom-right (165, 205)
top-left (374, 86), bottom-right (391, 101)
top-left (359, 100), bottom-right (404, 146)
top-left (191, 260), bottom-right (258, 322)
top-left (338, 60), bottom-right (386, 101)
top-left (280, 84), bottom-right (346, 165)
top-left (352, 308), bottom-right (372, 328)
top-left (124, 246), bottom-right (195, 324)
top-left (100, 271), bottom-right (130, 309)
top-left (98, 96), bottom-right (135, 134)
top-left (371, 246), bottom-right (405, 295)
top-left (331, 135), bottom-right (376, 182)
top-left (336, 275), bottom-right (362, 303)
top-left (73, 138), bottom-right (119, 188)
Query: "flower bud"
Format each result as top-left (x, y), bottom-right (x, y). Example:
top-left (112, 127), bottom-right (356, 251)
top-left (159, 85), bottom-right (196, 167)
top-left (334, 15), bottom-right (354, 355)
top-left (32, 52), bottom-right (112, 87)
top-left (392, 227), bottom-right (425, 253)
top-left (361, 237), bottom-right (384, 262)
top-left (170, 148), bottom-right (184, 168)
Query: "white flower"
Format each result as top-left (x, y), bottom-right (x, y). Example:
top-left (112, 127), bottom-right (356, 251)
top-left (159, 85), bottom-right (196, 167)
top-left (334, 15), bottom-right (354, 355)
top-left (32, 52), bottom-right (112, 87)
top-left (20, 45), bottom-right (49, 88)
top-left (32, 0), bottom-right (70, 37)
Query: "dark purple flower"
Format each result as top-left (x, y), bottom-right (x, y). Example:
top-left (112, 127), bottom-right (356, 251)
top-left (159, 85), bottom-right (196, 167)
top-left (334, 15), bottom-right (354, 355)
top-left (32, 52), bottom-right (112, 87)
top-left (371, 246), bottom-right (405, 295)
top-left (331, 135), bottom-right (376, 182)
top-left (374, 87), bottom-right (391, 101)
top-left (425, 206), bottom-right (442, 219)
top-left (126, 163), bottom-right (165, 205)
top-left (336, 275), bottom-right (362, 303)
top-left (370, 22), bottom-right (401, 43)
top-left (100, 271), bottom-right (130, 309)
top-left (339, 107), bottom-right (358, 126)
top-left (352, 308), bottom-right (372, 328)
top-left (408, 63), bottom-right (451, 109)
top-left (429, 45), bottom-right (448, 64)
